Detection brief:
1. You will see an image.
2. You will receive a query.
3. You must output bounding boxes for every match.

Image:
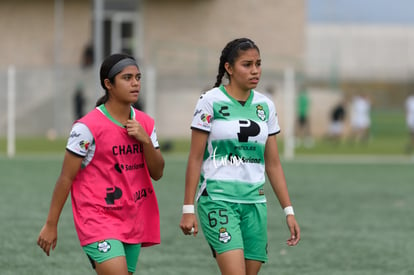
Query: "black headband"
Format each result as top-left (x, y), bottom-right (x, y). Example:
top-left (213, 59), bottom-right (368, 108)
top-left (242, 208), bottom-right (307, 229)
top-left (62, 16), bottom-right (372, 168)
top-left (107, 58), bottom-right (138, 79)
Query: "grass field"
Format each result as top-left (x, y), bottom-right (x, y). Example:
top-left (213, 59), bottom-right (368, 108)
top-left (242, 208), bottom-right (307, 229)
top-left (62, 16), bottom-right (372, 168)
top-left (1, 153), bottom-right (413, 275)
top-left (0, 108), bottom-right (413, 274)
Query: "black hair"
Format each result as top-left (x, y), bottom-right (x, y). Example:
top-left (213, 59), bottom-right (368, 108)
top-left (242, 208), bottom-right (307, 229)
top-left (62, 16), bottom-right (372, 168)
top-left (95, 53), bottom-right (137, 106)
top-left (213, 38), bottom-right (260, 88)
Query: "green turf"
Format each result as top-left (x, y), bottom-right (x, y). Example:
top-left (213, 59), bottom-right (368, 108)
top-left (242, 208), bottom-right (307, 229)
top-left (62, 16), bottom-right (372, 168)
top-left (1, 154), bottom-right (413, 275)
top-left (294, 109), bottom-right (410, 156)
top-left (0, 137), bottom-right (67, 155)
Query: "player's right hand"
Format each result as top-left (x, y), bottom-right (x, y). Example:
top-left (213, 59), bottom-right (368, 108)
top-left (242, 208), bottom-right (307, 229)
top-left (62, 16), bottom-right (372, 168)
top-left (37, 224), bottom-right (58, 256)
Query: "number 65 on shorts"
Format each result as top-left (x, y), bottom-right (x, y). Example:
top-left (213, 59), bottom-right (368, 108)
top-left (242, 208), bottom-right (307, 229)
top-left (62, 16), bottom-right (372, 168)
top-left (197, 196), bottom-right (268, 263)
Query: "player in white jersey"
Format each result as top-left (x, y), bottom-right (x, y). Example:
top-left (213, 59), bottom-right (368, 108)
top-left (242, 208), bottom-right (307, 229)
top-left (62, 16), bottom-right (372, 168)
top-left (349, 94), bottom-right (371, 143)
top-left (179, 38), bottom-right (300, 274)
top-left (406, 92), bottom-right (414, 153)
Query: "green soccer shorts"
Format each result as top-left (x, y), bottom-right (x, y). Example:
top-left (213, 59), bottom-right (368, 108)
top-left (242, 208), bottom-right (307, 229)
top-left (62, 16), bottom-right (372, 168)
top-left (83, 239), bottom-right (141, 273)
top-left (197, 196), bottom-right (268, 262)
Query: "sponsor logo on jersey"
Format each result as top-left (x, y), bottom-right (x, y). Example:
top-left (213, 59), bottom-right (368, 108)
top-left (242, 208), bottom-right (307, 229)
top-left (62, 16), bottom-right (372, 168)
top-left (238, 119), bottom-right (260, 142)
top-left (197, 113), bottom-right (212, 128)
top-left (218, 106), bottom-right (230, 117)
top-left (201, 113), bottom-right (212, 123)
top-left (70, 131), bottom-right (81, 138)
top-left (211, 147), bottom-right (262, 168)
top-left (112, 143), bottom-right (143, 156)
top-left (79, 140), bottom-right (90, 150)
top-left (115, 163), bottom-right (145, 173)
top-left (133, 187), bottom-right (153, 202)
top-left (193, 109), bottom-right (202, 117)
top-left (114, 163), bottom-right (124, 173)
top-left (105, 186), bottom-right (122, 205)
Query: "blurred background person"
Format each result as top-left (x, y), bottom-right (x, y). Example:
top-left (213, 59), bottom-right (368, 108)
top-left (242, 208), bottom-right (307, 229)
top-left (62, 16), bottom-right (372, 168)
top-left (349, 93), bottom-right (371, 144)
top-left (326, 100), bottom-right (346, 144)
top-left (73, 83), bottom-right (86, 120)
top-left (295, 86), bottom-right (313, 148)
top-left (81, 44), bottom-right (94, 69)
top-left (405, 92), bottom-right (414, 154)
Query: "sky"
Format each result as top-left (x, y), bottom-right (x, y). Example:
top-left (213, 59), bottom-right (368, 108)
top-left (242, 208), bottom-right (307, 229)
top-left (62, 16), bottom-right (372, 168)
top-left (308, 0), bottom-right (414, 24)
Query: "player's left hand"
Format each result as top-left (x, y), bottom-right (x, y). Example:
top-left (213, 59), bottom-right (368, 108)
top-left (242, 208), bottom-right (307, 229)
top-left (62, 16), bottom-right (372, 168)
top-left (179, 213), bottom-right (199, 237)
top-left (37, 224), bottom-right (58, 256)
top-left (125, 119), bottom-right (150, 144)
top-left (286, 215), bottom-right (300, 246)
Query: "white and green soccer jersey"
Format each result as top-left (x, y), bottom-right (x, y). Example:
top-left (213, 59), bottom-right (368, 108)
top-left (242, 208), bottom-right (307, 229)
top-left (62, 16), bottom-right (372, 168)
top-left (191, 85), bottom-right (281, 203)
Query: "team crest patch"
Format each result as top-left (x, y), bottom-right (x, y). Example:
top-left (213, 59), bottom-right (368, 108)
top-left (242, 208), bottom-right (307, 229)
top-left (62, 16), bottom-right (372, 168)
top-left (218, 227), bottom-right (231, 243)
top-left (97, 240), bottom-right (111, 253)
top-left (256, 105), bottom-right (266, 121)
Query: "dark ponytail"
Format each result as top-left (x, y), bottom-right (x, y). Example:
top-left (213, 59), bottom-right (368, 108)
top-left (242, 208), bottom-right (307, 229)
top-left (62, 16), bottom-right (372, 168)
top-left (214, 54), bottom-right (228, 88)
top-left (95, 94), bottom-right (109, 107)
top-left (213, 38), bottom-right (260, 88)
top-left (95, 53), bottom-right (138, 107)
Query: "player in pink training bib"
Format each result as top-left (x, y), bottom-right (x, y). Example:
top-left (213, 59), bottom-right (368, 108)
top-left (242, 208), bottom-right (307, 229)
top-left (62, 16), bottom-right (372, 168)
top-left (37, 53), bottom-right (165, 275)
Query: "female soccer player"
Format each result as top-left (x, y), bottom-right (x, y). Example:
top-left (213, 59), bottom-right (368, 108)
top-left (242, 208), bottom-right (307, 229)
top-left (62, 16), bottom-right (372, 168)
top-left (37, 53), bottom-right (165, 275)
top-left (179, 38), bottom-right (300, 275)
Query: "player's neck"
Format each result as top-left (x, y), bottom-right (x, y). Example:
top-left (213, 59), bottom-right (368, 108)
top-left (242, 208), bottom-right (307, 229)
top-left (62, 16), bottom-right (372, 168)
top-left (224, 84), bottom-right (250, 101)
top-left (104, 101), bottom-right (131, 124)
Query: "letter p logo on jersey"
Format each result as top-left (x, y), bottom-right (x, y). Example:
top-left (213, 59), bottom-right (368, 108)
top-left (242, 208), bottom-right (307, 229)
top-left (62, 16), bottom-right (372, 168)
top-left (105, 186), bottom-right (123, 204)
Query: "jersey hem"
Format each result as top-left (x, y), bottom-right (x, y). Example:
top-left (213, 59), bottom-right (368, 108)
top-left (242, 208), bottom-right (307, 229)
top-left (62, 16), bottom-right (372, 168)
top-left (66, 148), bottom-right (85, 158)
top-left (190, 126), bottom-right (210, 133)
top-left (269, 130), bottom-right (281, 136)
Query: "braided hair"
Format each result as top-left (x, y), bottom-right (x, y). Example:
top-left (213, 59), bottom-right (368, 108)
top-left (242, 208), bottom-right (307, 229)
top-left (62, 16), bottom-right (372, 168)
top-left (213, 38), bottom-right (260, 88)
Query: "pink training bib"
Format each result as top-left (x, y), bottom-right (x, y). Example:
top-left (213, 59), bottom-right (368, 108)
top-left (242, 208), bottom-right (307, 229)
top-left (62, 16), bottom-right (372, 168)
top-left (71, 108), bottom-right (160, 247)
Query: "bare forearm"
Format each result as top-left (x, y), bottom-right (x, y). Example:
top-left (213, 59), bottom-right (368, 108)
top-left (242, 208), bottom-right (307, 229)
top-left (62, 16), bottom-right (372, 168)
top-left (266, 163), bottom-right (292, 208)
top-left (45, 177), bottom-right (72, 226)
top-left (183, 157), bottom-right (202, 204)
top-left (184, 129), bottom-right (208, 205)
top-left (143, 142), bottom-right (164, 180)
